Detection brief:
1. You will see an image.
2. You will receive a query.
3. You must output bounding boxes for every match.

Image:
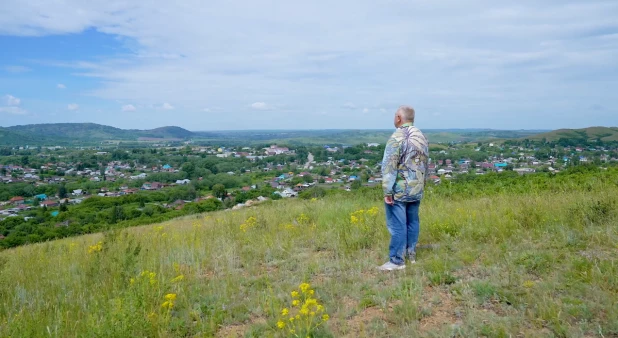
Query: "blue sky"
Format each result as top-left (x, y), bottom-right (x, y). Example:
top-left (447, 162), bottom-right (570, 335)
top-left (0, 0), bottom-right (617, 131)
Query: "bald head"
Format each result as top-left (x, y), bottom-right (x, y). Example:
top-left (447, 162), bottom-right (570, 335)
top-left (397, 105), bottom-right (415, 124)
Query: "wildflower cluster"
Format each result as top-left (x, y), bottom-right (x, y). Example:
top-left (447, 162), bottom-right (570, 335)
top-left (349, 206), bottom-right (379, 230)
top-left (522, 280), bottom-right (535, 289)
top-left (130, 270), bottom-right (158, 286)
top-left (239, 216), bottom-right (258, 232)
top-left (277, 283), bottom-right (329, 336)
top-left (161, 293), bottom-right (176, 310)
top-left (87, 241), bottom-right (103, 254)
top-left (296, 213), bottom-right (310, 225)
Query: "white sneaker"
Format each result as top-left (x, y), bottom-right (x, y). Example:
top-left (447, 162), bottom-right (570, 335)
top-left (378, 261), bottom-right (406, 271)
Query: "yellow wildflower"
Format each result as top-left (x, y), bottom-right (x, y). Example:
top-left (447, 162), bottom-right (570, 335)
top-left (281, 308), bottom-right (289, 316)
top-left (171, 274), bottom-right (184, 283)
top-left (523, 280), bottom-right (535, 288)
top-left (161, 301), bottom-right (173, 309)
top-left (164, 293), bottom-right (177, 301)
top-left (129, 278), bottom-right (135, 285)
top-left (292, 300), bottom-right (300, 306)
top-left (300, 307), bottom-right (309, 315)
top-left (322, 314), bottom-right (329, 321)
top-left (277, 321), bottom-right (285, 329)
top-left (299, 283), bottom-right (311, 293)
top-left (291, 291), bottom-right (299, 298)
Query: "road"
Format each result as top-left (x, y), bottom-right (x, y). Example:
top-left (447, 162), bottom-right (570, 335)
top-left (304, 153), bottom-right (314, 169)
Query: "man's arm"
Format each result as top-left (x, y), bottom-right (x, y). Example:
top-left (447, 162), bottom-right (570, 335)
top-left (381, 130), bottom-right (402, 198)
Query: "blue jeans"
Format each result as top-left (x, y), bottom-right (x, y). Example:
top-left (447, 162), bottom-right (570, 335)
top-left (385, 200), bottom-right (420, 265)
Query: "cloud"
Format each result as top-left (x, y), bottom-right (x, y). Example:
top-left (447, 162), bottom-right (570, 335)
top-left (250, 102), bottom-right (270, 110)
top-left (161, 102), bottom-right (174, 110)
top-left (121, 104), bottom-right (136, 112)
top-left (57, 83), bottom-right (66, 89)
top-left (5, 94), bottom-right (21, 106)
top-left (67, 103), bottom-right (79, 110)
top-left (4, 65), bottom-right (31, 73)
top-left (362, 108), bottom-right (369, 113)
top-left (0, 107), bottom-right (27, 115)
top-left (202, 108), bottom-right (211, 112)
top-left (0, 1), bottom-right (617, 129)
top-left (380, 108), bottom-right (387, 113)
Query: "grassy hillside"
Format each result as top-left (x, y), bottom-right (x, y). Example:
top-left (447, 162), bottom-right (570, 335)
top-left (0, 170), bottom-right (617, 337)
top-left (526, 126), bottom-right (618, 142)
top-left (0, 127), bottom-right (55, 145)
top-left (5, 123), bottom-right (194, 143)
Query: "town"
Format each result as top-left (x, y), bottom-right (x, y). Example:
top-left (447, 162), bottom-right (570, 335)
top-left (0, 138), bottom-right (616, 247)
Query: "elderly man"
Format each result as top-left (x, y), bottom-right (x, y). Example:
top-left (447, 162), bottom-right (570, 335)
top-left (378, 106), bottom-right (429, 271)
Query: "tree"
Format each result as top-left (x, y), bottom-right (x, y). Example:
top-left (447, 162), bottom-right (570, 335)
top-left (58, 184), bottom-right (67, 199)
top-left (351, 180), bottom-right (362, 190)
top-left (59, 203), bottom-right (68, 212)
top-left (212, 184), bottom-right (227, 199)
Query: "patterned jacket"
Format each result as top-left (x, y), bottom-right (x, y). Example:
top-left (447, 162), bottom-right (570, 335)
top-left (381, 123), bottom-right (429, 202)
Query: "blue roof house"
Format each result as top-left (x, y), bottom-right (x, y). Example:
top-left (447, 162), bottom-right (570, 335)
top-left (494, 163), bottom-right (508, 168)
top-left (35, 194), bottom-right (48, 200)
top-left (163, 164), bottom-right (172, 170)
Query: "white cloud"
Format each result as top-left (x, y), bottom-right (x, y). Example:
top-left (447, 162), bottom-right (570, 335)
top-left (121, 104), bottom-right (136, 112)
top-left (0, 1), bottom-right (617, 129)
top-left (250, 102), bottom-right (269, 110)
top-left (380, 108), bottom-right (387, 113)
top-left (57, 83), bottom-right (66, 89)
top-left (362, 108), bottom-right (369, 113)
top-left (161, 102), bottom-right (174, 110)
top-left (0, 107), bottom-right (27, 115)
top-left (5, 94), bottom-right (21, 106)
top-left (4, 65), bottom-right (31, 73)
top-left (202, 108), bottom-right (211, 112)
top-left (67, 103), bottom-right (79, 110)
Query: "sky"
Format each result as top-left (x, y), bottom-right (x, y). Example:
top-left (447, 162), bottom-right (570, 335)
top-left (0, 0), bottom-right (617, 131)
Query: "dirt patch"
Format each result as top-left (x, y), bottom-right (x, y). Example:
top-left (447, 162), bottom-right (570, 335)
top-left (215, 317), bottom-right (266, 338)
top-left (341, 306), bottom-right (389, 337)
top-left (419, 286), bottom-right (460, 333)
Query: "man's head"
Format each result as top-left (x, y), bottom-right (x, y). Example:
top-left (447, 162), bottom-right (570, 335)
top-left (393, 105), bottom-right (415, 128)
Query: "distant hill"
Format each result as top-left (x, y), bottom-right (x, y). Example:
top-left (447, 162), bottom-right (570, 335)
top-left (525, 126), bottom-right (618, 142)
top-left (0, 127), bottom-right (55, 145)
top-left (3, 123), bottom-right (195, 144)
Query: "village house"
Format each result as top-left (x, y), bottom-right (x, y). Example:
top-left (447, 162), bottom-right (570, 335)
top-left (40, 200), bottom-right (59, 208)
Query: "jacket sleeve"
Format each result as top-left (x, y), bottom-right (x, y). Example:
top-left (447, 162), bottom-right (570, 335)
top-left (381, 130), bottom-right (401, 196)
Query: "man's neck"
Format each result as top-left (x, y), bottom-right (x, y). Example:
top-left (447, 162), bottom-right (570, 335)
top-left (398, 122), bottom-right (413, 128)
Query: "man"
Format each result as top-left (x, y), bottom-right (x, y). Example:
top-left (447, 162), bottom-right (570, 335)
top-left (378, 106), bottom-right (429, 271)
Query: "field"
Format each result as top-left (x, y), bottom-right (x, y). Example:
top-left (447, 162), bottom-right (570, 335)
top-left (526, 127), bottom-right (618, 142)
top-left (0, 169), bottom-right (617, 337)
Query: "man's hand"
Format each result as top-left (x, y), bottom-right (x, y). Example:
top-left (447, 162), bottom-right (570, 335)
top-left (384, 195), bottom-right (394, 205)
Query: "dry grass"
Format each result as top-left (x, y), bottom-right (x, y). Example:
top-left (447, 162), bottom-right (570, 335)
top-left (0, 182), bottom-right (617, 337)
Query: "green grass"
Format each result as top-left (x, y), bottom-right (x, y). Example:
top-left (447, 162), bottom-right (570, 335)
top-left (0, 178), bottom-right (617, 337)
top-left (526, 126), bottom-right (618, 142)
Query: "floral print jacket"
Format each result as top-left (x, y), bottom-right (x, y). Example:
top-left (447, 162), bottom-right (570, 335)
top-left (381, 123), bottom-right (429, 202)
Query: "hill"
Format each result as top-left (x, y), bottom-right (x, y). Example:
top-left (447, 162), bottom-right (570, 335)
top-left (0, 168), bottom-right (617, 337)
top-left (4, 123), bottom-right (195, 144)
top-left (0, 127), bottom-right (56, 145)
top-left (525, 126), bottom-right (618, 142)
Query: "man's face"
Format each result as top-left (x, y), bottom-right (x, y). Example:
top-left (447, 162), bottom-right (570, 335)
top-left (393, 112), bottom-right (401, 128)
